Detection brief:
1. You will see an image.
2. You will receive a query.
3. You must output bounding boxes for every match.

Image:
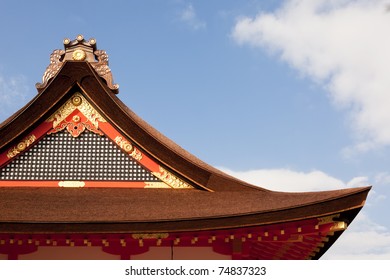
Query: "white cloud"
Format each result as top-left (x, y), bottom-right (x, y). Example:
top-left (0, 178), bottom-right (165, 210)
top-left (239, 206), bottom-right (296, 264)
top-left (179, 4), bottom-right (206, 30)
top-left (0, 73), bottom-right (30, 121)
top-left (375, 172), bottom-right (390, 185)
top-left (219, 167), bottom-right (367, 192)
top-left (231, 0), bottom-right (390, 153)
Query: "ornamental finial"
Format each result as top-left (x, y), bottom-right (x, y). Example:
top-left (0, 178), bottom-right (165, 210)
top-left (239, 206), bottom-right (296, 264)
top-left (36, 35), bottom-right (119, 93)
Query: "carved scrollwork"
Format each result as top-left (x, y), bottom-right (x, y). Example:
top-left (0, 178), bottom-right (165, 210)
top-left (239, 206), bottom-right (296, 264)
top-left (36, 36), bottom-right (119, 93)
top-left (7, 135), bottom-right (37, 159)
top-left (46, 92), bottom-right (106, 137)
top-left (35, 49), bottom-right (65, 90)
top-left (115, 136), bottom-right (134, 153)
top-left (91, 50), bottom-right (119, 93)
top-left (152, 166), bottom-right (193, 189)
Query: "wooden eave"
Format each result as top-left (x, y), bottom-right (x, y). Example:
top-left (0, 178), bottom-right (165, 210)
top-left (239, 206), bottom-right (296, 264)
top-left (0, 186), bottom-right (369, 233)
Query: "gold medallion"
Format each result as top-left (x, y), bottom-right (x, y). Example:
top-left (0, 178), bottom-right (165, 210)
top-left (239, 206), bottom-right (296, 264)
top-left (72, 49), bottom-right (86, 61)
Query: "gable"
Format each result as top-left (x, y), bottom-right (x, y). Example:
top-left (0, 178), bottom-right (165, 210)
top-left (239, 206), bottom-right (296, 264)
top-left (0, 92), bottom-right (194, 189)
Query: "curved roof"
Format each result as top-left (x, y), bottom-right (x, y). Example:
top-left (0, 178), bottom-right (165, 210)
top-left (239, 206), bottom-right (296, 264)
top-left (0, 60), bottom-right (370, 226)
top-left (0, 41), bottom-right (370, 259)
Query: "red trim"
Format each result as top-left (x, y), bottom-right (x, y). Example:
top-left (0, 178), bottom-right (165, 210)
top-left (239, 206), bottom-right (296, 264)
top-left (99, 122), bottom-right (161, 172)
top-left (0, 122), bottom-right (52, 168)
top-left (0, 180), bottom-right (159, 188)
top-left (0, 105), bottom-right (170, 188)
top-left (0, 217), bottom-right (340, 260)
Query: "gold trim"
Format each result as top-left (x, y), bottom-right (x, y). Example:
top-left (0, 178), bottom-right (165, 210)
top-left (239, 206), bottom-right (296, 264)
top-left (72, 115), bottom-right (81, 123)
top-left (47, 92), bottom-right (106, 127)
top-left (132, 233), bottom-right (169, 240)
top-left (58, 181), bottom-right (85, 188)
top-left (47, 92), bottom-right (106, 137)
top-left (152, 166), bottom-right (193, 189)
top-left (72, 49), bottom-right (86, 61)
top-left (288, 235), bottom-right (303, 242)
top-left (318, 214), bottom-right (340, 225)
top-left (330, 221), bottom-right (347, 232)
top-left (144, 182), bottom-right (171, 189)
top-left (129, 147), bottom-right (143, 161)
top-left (7, 134), bottom-right (36, 159)
top-left (72, 96), bottom-right (82, 106)
top-left (115, 136), bottom-right (134, 153)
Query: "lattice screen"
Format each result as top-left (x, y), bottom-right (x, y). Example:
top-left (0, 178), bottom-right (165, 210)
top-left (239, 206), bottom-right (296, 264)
top-left (0, 131), bottom-right (161, 181)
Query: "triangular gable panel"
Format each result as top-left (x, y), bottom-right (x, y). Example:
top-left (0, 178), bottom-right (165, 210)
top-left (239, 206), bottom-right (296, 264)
top-left (0, 92), bottom-right (194, 189)
top-left (0, 130), bottom-right (160, 182)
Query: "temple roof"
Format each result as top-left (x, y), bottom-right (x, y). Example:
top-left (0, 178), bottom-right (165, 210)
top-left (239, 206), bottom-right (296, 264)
top-left (0, 36), bottom-right (371, 259)
top-left (0, 187), bottom-right (369, 233)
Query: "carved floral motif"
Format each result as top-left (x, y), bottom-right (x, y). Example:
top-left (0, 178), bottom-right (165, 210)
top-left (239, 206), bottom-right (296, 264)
top-left (152, 166), bottom-right (192, 189)
top-left (115, 136), bottom-right (133, 153)
top-left (46, 93), bottom-right (106, 137)
top-left (7, 135), bottom-right (37, 159)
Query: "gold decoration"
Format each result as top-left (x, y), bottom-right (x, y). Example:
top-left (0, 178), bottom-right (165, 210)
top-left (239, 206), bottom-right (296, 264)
top-left (58, 181), bottom-right (85, 188)
top-left (72, 115), bottom-right (81, 123)
top-left (47, 92), bottom-right (106, 137)
top-left (318, 214), bottom-right (340, 225)
top-left (115, 136), bottom-right (134, 153)
top-left (330, 221), bottom-right (347, 232)
top-left (17, 142), bottom-right (26, 152)
top-left (7, 135), bottom-right (36, 158)
top-left (132, 233), bottom-right (169, 240)
top-left (72, 96), bottom-right (82, 106)
top-left (287, 235), bottom-right (303, 242)
top-left (72, 49), bottom-right (86, 61)
top-left (152, 166), bottom-right (193, 189)
top-left (144, 182), bottom-right (171, 188)
top-left (130, 147), bottom-right (143, 161)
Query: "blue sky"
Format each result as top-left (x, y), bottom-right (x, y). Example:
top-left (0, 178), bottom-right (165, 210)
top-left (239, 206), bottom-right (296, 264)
top-left (1, 0), bottom-right (389, 259)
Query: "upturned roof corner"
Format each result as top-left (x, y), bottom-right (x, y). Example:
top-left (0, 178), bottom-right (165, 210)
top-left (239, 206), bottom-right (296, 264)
top-left (35, 34), bottom-right (119, 94)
